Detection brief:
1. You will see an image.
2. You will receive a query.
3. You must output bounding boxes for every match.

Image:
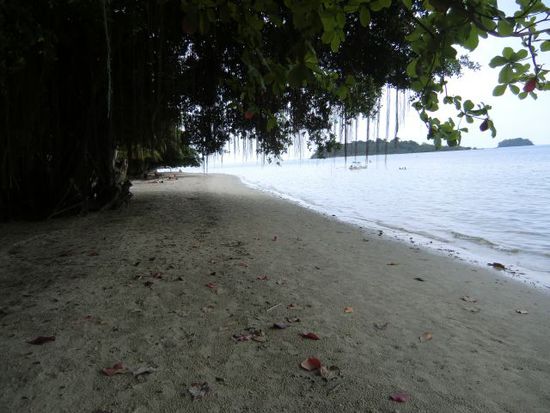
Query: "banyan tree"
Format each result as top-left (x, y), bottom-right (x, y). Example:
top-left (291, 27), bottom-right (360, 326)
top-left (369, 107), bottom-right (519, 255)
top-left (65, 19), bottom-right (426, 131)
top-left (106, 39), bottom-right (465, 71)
top-left (1, 0), bottom-right (548, 219)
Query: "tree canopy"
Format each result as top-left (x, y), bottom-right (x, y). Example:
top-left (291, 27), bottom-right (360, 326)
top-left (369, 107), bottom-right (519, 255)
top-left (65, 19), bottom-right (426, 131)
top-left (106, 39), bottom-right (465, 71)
top-left (1, 0), bottom-right (549, 219)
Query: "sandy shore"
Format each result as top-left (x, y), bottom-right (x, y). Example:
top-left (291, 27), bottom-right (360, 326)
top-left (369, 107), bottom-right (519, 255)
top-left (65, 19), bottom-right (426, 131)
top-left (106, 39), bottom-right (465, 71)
top-left (1, 173), bottom-right (549, 412)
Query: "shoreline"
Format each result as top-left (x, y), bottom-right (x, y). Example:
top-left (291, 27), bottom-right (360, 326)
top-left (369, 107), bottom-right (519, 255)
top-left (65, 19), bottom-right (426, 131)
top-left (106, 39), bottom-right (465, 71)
top-left (1, 173), bottom-right (550, 412)
top-left (217, 171), bottom-right (550, 291)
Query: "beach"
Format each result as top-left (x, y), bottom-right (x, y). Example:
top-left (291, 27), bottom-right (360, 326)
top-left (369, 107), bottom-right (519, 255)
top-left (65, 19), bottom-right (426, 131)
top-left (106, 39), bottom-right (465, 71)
top-left (1, 173), bottom-right (549, 412)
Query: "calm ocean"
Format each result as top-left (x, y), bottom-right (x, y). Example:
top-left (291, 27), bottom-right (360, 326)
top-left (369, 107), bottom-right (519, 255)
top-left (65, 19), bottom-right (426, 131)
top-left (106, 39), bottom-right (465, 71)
top-left (182, 145), bottom-right (550, 289)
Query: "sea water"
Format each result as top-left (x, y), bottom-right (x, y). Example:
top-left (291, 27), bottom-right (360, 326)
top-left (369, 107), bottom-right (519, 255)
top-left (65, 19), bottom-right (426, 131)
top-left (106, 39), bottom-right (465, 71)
top-left (180, 145), bottom-right (550, 289)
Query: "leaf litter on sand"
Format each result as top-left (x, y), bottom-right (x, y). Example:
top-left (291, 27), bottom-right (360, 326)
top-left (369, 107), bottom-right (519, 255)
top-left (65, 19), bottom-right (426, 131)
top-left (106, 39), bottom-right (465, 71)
top-left (515, 309), bottom-right (529, 314)
top-left (131, 366), bottom-right (157, 377)
top-left (272, 322), bottom-right (288, 329)
top-left (374, 322), bottom-right (388, 331)
top-left (300, 332), bottom-right (320, 340)
top-left (287, 303), bottom-right (302, 310)
top-left (300, 357), bottom-right (322, 371)
top-left (188, 382), bottom-right (210, 400)
top-left (233, 328), bottom-right (267, 343)
top-left (102, 362), bottom-right (126, 376)
top-left (389, 392), bottom-right (410, 403)
top-left (488, 262), bottom-right (506, 270)
top-left (285, 317), bottom-right (301, 323)
top-left (256, 275), bottom-right (269, 281)
top-left (344, 307), bottom-right (353, 313)
top-left (27, 336), bottom-right (56, 345)
top-left (419, 332), bottom-right (433, 343)
top-left (461, 296), bottom-right (477, 303)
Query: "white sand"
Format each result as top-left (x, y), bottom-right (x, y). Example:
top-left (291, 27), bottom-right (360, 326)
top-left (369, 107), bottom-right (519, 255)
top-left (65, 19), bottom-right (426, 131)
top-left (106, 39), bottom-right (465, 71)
top-left (1, 173), bottom-right (549, 412)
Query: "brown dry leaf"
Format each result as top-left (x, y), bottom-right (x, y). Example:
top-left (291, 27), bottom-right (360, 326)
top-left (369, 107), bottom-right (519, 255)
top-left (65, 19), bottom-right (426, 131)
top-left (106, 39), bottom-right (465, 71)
top-left (256, 275), bottom-right (269, 281)
top-left (188, 382), bottom-right (210, 400)
top-left (285, 317), bottom-right (301, 323)
top-left (319, 365), bottom-right (340, 381)
top-left (386, 262), bottom-right (398, 266)
top-left (300, 332), bottom-right (320, 340)
top-left (272, 236), bottom-right (278, 241)
top-left (389, 392), bottom-right (410, 403)
top-left (300, 357), bottom-right (322, 371)
top-left (344, 307), bottom-right (353, 313)
top-left (461, 296), bottom-right (477, 303)
top-left (272, 322), bottom-right (288, 329)
top-left (206, 282), bottom-right (217, 289)
top-left (419, 331), bottom-right (433, 343)
top-left (27, 336), bottom-right (55, 345)
top-left (515, 309), bottom-right (529, 314)
top-left (287, 303), bottom-right (302, 310)
top-left (488, 262), bottom-right (506, 270)
top-left (102, 362), bottom-right (126, 376)
top-left (143, 281), bottom-right (154, 287)
top-left (151, 272), bottom-right (163, 279)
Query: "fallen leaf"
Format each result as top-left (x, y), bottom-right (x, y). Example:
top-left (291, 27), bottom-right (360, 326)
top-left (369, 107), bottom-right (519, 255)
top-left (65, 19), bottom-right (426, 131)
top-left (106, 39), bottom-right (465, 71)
top-left (461, 296), bottom-right (477, 303)
top-left (464, 306), bottom-right (481, 313)
top-left (389, 392), bottom-right (410, 403)
top-left (272, 236), bottom-right (278, 241)
top-left (414, 277), bottom-right (425, 282)
top-left (206, 282), bottom-right (217, 289)
top-left (272, 322), bottom-right (288, 329)
top-left (488, 262), bottom-right (506, 270)
top-left (344, 307), bottom-right (353, 313)
top-left (132, 366), bottom-right (157, 377)
top-left (419, 332), bottom-right (433, 343)
top-left (285, 317), bottom-right (301, 323)
top-left (188, 382), bottom-right (210, 400)
top-left (238, 262), bottom-right (248, 268)
top-left (386, 262), bottom-right (398, 266)
top-left (319, 365), bottom-right (340, 380)
top-left (88, 251), bottom-right (99, 256)
top-left (27, 336), bottom-right (55, 345)
top-left (300, 332), bottom-right (320, 340)
top-left (143, 281), bottom-right (154, 287)
top-left (232, 334), bottom-right (252, 342)
top-left (256, 275), bottom-right (269, 281)
top-left (151, 272), bottom-right (163, 279)
top-left (515, 309), bottom-right (528, 314)
top-left (300, 357), bottom-right (322, 371)
top-left (287, 303), bottom-right (302, 310)
top-left (102, 362), bottom-right (126, 376)
top-left (374, 322), bottom-right (388, 331)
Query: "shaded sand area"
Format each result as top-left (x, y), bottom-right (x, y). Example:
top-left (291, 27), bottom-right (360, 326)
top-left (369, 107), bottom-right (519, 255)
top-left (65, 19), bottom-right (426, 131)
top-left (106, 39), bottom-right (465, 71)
top-left (1, 174), bottom-right (549, 412)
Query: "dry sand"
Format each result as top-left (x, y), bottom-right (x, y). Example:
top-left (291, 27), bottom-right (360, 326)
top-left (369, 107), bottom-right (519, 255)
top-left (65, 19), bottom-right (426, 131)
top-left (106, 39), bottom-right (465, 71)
top-left (1, 173), bottom-right (549, 413)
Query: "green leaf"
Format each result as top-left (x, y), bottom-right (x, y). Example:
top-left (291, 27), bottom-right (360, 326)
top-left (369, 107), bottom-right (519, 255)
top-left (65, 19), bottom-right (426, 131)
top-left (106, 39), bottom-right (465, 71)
top-left (498, 65), bottom-right (514, 84)
top-left (492, 84), bottom-right (506, 96)
top-left (497, 19), bottom-right (514, 36)
top-left (515, 49), bottom-right (528, 60)
top-left (488, 56), bottom-right (507, 68)
top-left (502, 47), bottom-right (514, 59)
top-left (463, 100), bottom-right (474, 111)
top-left (541, 40), bottom-right (550, 52)
top-left (463, 25), bottom-right (479, 51)
top-left (509, 84), bottom-right (520, 95)
top-left (466, 115), bottom-right (474, 124)
top-left (401, 0), bottom-right (412, 9)
top-left (370, 0), bottom-right (391, 12)
top-left (359, 6), bottom-right (371, 27)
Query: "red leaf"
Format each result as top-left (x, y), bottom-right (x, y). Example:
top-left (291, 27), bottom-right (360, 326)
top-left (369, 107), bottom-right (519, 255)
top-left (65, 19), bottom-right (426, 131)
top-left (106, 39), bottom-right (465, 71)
top-left (389, 392), bottom-right (410, 403)
top-left (27, 336), bottom-right (55, 345)
top-left (479, 119), bottom-right (489, 131)
top-left (344, 306), bottom-right (353, 313)
top-left (102, 362), bottom-right (126, 376)
top-left (300, 357), bottom-right (322, 371)
top-left (206, 282), bottom-right (217, 289)
top-left (300, 332), bottom-right (320, 340)
top-left (523, 78), bottom-right (536, 93)
top-left (244, 111), bottom-right (254, 120)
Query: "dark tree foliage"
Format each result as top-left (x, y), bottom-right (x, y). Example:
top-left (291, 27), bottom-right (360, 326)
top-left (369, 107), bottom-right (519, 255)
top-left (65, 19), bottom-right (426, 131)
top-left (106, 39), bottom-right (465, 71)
top-left (4, 0), bottom-right (544, 220)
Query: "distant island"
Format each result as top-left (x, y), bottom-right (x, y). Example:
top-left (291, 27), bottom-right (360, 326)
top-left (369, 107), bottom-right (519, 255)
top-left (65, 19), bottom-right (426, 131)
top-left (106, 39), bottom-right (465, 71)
top-left (497, 138), bottom-right (534, 148)
top-left (312, 138), bottom-right (471, 159)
